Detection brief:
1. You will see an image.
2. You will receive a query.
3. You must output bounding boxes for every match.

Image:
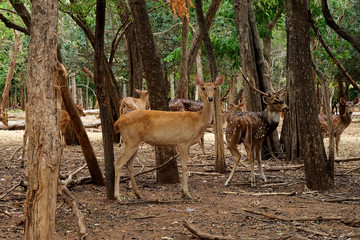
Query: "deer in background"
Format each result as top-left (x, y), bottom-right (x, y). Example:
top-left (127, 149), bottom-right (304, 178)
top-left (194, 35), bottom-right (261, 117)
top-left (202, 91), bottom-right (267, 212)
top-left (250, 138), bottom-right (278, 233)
top-left (113, 75), bottom-right (224, 201)
top-left (0, 110), bottom-right (8, 126)
top-left (119, 89), bottom-right (149, 115)
top-left (319, 97), bottom-right (359, 156)
top-left (21, 103), bottom-right (86, 161)
top-left (225, 74), bottom-right (289, 187)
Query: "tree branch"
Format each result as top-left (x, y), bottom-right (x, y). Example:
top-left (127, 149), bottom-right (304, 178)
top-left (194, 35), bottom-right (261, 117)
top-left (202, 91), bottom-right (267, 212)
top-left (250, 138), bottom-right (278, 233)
top-left (309, 10), bottom-right (360, 93)
top-left (321, 0), bottom-right (360, 53)
top-left (0, 13), bottom-right (29, 35)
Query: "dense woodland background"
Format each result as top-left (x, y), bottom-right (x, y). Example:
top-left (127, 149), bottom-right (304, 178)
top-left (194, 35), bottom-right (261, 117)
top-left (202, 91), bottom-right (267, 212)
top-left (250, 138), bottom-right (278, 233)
top-left (0, 0), bottom-right (360, 239)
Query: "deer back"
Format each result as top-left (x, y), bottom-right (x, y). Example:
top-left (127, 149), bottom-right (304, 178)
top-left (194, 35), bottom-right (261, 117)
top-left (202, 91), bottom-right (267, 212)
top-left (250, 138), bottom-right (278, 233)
top-left (169, 99), bottom-right (203, 112)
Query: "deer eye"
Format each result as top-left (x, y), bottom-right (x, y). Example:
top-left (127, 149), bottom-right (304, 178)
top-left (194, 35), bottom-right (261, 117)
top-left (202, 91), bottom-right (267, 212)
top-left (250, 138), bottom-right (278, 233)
top-left (201, 87), bottom-right (205, 91)
top-left (213, 88), bottom-right (216, 90)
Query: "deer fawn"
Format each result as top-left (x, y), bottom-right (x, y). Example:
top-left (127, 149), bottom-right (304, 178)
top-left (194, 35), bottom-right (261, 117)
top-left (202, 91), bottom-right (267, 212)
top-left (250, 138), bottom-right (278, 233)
top-left (21, 103), bottom-right (86, 161)
top-left (319, 97), bottom-right (359, 156)
top-left (0, 110), bottom-right (8, 126)
top-left (119, 89), bottom-right (149, 115)
top-left (224, 74), bottom-right (289, 187)
top-left (113, 75), bottom-right (224, 201)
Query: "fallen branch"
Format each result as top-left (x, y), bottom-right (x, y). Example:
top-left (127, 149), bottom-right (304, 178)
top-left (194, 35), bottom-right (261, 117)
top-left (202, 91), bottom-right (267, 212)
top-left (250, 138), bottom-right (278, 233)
top-left (223, 191), bottom-right (296, 197)
top-left (119, 199), bottom-right (185, 205)
top-left (61, 163), bottom-right (87, 187)
top-left (296, 226), bottom-right (331, 237)
top-left (120, 154), bottom-right (179, 183)
top-left (335, 157), bottom-right (360, 162)
top-left (242, 208), bottom-right (360, 227)
top-left (58, 184), bottom-right (87, 239)
top-left (182, 220), bottom-right (235, 240)
top-left (0, 179), bottom-right (24, 200)
top-left (345, 165), bottom-right (360, 174)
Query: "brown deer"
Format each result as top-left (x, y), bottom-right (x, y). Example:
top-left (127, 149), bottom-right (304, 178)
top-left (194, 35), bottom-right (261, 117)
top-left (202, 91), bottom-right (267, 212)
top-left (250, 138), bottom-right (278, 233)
top-left (113, 75), bottom-right (224, 201)
top-left (119, 89), bottom-right (149, 116)
top-left (225, 74), bottom-right (289, 187)
top-left (22, 103), bottom-right (86, 161)
top-left (0, 110), bottom-right (8, 126)
top-left (319, 97), bottom-right (359, 156)
top-left (169, 99), bottom-right (205, 154)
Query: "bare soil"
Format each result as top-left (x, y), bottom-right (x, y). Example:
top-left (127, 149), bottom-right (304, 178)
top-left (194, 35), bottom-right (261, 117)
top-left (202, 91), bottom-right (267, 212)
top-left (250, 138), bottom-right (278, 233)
top-left (1, 112), bottom-right (360, 240)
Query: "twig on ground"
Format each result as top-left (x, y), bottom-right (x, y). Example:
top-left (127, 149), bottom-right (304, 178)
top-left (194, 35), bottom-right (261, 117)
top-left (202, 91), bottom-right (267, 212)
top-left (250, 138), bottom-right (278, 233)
top-left (61, 163), bottom-right (87, 187)
top-left (223, 191), bottom-right (296, 197)
top-left (296, 226), bottom-right (331, 237)
top-left (118, 199), bottom-right (185, 205)
top-left (9, 146), bottom-right (22, 161)
top-left (182, 220), bottom-right (235, 240)
top-left (58, 184), bottom-right (87, 240)
top-left (120, 154), bottom-right (179, 183)
top-left (345, 165), bottom-right (360, 174)
top-left (0, 179), bottom-right (24, 200)
top-left (242, 208), bottom-right (360, 227)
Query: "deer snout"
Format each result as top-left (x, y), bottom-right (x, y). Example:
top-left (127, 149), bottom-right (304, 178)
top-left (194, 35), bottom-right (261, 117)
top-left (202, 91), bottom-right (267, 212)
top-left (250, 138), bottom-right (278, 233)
top-left (282, 106), bottom-right (290, 112)
top-left (208, 97), bottom-right (214, 102)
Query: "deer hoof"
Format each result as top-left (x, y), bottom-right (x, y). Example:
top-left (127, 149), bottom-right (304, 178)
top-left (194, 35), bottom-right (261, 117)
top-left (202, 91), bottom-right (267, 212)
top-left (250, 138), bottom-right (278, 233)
top-left (181, 193), bottom-right (192, 200)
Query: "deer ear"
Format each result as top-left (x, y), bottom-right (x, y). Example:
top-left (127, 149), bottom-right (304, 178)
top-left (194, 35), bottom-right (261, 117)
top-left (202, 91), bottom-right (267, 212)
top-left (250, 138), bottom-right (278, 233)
top-left (214, 75), bottom-right (224, 87)
top-left (135, 89), bottom-right (141, 95)
top-left (340, 97), bottom-right (346, 105)
top-left (194, 75), bottom-right (204, 87)
top-left (354, 97), bottom-right (359, 104)
top-left (262, 95), bottom-right (269, 104)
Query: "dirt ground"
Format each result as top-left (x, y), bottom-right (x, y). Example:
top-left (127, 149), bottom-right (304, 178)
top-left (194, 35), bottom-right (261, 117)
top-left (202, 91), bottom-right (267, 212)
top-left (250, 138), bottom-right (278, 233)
top-left (1, 111), bottom-right (360, 240)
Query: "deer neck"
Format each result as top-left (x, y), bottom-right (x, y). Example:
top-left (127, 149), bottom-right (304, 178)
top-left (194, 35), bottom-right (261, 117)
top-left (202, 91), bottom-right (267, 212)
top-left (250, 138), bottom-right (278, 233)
top-left (201, 98), bottom-right (214, 126)
top-left (262, 107), bottom-right (281, 132)
top-left (341, 110), bottom-right (353, 127)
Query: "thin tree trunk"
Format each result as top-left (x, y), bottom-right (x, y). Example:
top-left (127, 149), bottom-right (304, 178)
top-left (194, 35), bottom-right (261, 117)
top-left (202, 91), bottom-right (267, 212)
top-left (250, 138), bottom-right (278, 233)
top-left (24, 0), bottom-right (61, 238)
top-left (195, 0), bottom-right (226, 173)
top-left (130, 0), bottom-right (179, 184)
top-left (195, 50), bottom-right (203, 101)
top-left (0, 29), bottom-right (20, 115)
top-left (94, 0), bottom-right (116, 199)
top-left (178, 13), bottom-right (189, 99)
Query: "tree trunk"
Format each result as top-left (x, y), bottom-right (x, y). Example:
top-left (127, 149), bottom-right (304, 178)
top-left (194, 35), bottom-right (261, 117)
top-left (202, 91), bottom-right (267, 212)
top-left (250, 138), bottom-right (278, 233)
top-left (24, 0), bottom-right (61, 238)
top-left (58, 63), bottom-right (105, 185)
top-left (178, 13), bottom-right (190, 99)
top-left (195, 0), bottom-right (226, 173)
top-left (281, 0), bottom-right (334, 190)
top-left (195, 50), bottom-right (203, 100)
top-left (94, 0), bottom-right (116, 199)
top-left (0, 29), bottom-right (20, 115)
top-left (117, 1), bottom-right (143, 97)
top-left (130, 0), bottom-right (180, 184)
top-left (186, 0), bottom-right (222, 78)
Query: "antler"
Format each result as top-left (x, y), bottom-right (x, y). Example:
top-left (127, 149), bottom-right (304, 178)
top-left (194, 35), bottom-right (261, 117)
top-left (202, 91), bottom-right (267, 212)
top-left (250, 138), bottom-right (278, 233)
top-left (240, 69), bottom-right (270, 96)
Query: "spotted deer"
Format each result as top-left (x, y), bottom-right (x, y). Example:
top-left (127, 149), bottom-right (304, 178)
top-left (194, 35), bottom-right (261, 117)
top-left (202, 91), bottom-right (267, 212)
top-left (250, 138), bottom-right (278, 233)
top-left (225, 74), bottom-right (289, 187)
top-left (319, 97), bottom-right (359, 156)
top-left (113, 75), bottom-right (224, 201)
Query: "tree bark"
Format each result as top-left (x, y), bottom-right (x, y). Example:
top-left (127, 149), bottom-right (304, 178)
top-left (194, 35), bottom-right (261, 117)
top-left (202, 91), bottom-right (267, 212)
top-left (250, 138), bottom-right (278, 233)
top-left (0, 29), bottom-right (20, 116)
top-left (178, 13), bottom-right (190, 99)
top-left (57, 63), bottom-right (104, 185)
top-left (195, 0), bottom-right (226, 173)
top-left (24, 0), bottom-right (61, 238)
top-left (281, 0), bottom-right (334, 190)
top-left (94, 0), bottom-right (116, 199)
top-left (130, 0), bottom-right (179, 184)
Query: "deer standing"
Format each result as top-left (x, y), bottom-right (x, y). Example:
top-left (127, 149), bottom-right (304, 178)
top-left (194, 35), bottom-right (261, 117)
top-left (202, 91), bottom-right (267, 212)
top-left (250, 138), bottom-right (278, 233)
top-left (113, 75), bottom-right (224, 201)
top-left (169, 99), bottom-right (205, 154)
top-left (319, 97), bottom-right (359, 156)
top-left (0, 110), bottom-right (8, 126)
top-left (119, 89), bottom-right (149, 115)
top-left (21, 103), bottom-right (86, 161)
top-left (224, 76), bottom-right (289, 187)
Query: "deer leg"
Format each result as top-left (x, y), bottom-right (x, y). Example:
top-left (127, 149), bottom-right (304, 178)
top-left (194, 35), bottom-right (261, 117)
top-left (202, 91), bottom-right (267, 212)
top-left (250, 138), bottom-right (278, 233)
top-left (255, 142), bottom-right (267, 182)
top-left (225, 142), bottom-right (241, 186)
top-left (178, 144), bottom-right (191, 199)
top-left (243, 142), bottom-right (255, 186)
top-left (199, 135), bottom-right (205, 155)
top-left (21, 128), bottom-right (28, 167)
top-left (335, 134), bottom-right (341, 157)
top-left (114, 145), bottom-right (139, 201)
top-left (126, 150), bottom-right (142, 199)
